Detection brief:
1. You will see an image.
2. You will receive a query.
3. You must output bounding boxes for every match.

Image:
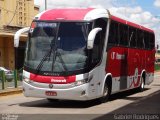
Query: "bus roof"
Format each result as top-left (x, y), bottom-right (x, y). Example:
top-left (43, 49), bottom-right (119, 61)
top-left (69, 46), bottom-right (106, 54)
top-left (36, 8), bottom-right (94, 21)
top-left (35, 8), bottom-right (154, 33)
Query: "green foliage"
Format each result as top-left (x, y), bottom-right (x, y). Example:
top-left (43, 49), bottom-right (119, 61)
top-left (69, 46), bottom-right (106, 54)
top-left (155, 64), bottom-right (160, 71)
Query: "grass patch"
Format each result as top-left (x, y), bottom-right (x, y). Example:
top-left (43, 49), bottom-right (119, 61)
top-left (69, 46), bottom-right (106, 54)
top-left (155, 64), bottom-right (160, 71)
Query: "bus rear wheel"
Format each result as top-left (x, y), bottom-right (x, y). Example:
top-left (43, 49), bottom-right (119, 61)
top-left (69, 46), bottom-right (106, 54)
top-left (138, 76), bottom-right (145, 92)
top-left (99, 82), bottom-right (111, 103)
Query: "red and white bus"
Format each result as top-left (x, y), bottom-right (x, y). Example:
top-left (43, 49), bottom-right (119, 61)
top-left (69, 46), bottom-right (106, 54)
top-left (14, 8), bottom-right (155, 102)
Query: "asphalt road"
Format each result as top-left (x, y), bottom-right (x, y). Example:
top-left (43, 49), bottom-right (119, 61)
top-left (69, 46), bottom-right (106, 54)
top-left (0, 72), bottom-right (160, 120)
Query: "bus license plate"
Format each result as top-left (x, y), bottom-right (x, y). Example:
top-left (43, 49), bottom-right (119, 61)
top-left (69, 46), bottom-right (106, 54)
top-left (45, 91), bottom-right (57, 96)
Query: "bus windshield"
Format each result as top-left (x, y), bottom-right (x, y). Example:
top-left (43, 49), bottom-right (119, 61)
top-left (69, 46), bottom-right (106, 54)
top-left (24, 21), bottom-right (93, 75)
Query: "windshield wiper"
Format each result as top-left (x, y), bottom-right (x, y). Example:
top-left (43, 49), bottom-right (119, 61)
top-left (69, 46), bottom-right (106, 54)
top-left (36, 41), bottom-right (56, 73)
top-left (36, 41), bottom-right (68, 74)
top-left (36, 23), bottom-right (60, 73)
top-left (36, 23), bottom-right (68, 74)
top-left (56, 51), bottom-right (68, 73)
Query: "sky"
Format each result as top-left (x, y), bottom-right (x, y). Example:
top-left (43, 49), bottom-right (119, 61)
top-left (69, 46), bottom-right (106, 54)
top-left (34, 0), bottom-right (160, 48)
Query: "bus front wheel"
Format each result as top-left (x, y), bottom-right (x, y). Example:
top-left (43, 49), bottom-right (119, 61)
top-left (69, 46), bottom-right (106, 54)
top-left (99, 82), bottom-right (111, 103)
top-left (47, 98), bottom-right (59, 102)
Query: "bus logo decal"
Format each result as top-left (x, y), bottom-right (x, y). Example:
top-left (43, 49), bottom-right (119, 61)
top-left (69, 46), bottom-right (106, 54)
top-left (111, 52), bottom-right (125, 60)
top-left (111, 52), bottom-right (116, 60)
top-left (51, 79), bottom-right (66, 83)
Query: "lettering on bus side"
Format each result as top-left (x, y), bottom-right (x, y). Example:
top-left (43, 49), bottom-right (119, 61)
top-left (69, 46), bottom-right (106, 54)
top-left (111, 52), bottom-right (125, 60)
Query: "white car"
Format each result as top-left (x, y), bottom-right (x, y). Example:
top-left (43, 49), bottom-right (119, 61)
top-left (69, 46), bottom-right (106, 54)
top-left (0, 67), bottom-right (13, 81)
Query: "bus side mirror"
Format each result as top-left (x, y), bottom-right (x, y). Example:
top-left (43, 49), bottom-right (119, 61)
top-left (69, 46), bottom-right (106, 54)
top-left (14, 27), bottom-right (30, 48)
top-left (87, 28), bottom-right (102, 49)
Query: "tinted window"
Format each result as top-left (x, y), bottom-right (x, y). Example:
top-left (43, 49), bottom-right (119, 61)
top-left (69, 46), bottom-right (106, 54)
top-left (129, 27), bottom-right (137, 48)
top-left (149, 33), bottom-right (155, 49)
top-left (144, 32), bottom-right (150, 49)
top-left (92, 18), bottom-right (107, 64)
top-left (137, 30), bottom-right (144, 48)
top-left (26, 22), bottom-right (92, 73)
top-left (119, 24), bottom-right (128, 46)
top-left (108, 21), bottom-right (119, 45)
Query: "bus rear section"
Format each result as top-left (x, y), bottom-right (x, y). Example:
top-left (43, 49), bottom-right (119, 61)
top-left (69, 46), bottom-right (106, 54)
top-left (106, 17), bottom-right (155, 94)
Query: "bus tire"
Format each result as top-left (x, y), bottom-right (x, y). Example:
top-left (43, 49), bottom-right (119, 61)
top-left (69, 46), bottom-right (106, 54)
top-left (138, 76), bottom-right (145, 92)
top-left (99, 81), bottom-right (111, 103)
top-left (47, 98), bottom-right (59, 102)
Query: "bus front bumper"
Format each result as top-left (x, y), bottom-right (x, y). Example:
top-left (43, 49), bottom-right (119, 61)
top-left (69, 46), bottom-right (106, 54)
top-left (23, 81), bottom-right (90, 101)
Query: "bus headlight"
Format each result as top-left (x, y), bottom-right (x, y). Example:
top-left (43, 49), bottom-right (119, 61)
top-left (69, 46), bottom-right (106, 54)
top-left (23, 76), bottom-right (32, 83)
top-left (72, 75), bottom-right (93, 86)
top-left (73, 79), bottom-right (87, 86)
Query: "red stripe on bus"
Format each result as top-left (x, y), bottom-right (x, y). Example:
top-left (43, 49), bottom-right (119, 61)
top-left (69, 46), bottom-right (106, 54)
top-left (30, 73), bottom-right (76, 84)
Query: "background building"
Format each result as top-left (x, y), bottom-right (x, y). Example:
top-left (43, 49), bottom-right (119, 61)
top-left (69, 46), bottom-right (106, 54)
top-left (0, 0), bottom-right (39, 70)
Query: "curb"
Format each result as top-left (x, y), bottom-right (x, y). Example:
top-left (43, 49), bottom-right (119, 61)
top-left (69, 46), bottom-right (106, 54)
top-left (0, 88), bottom-right (23, 97)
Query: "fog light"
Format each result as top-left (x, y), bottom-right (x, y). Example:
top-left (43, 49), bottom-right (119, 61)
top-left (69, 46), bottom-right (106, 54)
top-left (24, 78), bottom-right (30, 82)
top-left (23, 88), bottom-right (25, 92)
top-left (81, 90), bottom-right (86, 96)
top-left (23, 77), bottom-right (32, 84)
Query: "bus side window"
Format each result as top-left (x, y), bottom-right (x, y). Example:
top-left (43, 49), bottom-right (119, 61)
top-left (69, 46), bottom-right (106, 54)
top-left (107, 21), bottom-right (119, 49)
top-left (137, 30), bottom-right (144, 49)
top-left (119, 24), bottom-right (128, 47)
top-left (144, 32), bottom-right (150, 49)
top-left (92, 18), bottom-right (107, 64)
top-left (149, 33), bottom-right (155, 50)
top-left (92, 32), bottom-right (101, 63)
top-left (129, 27), bottom-right (137, 48)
